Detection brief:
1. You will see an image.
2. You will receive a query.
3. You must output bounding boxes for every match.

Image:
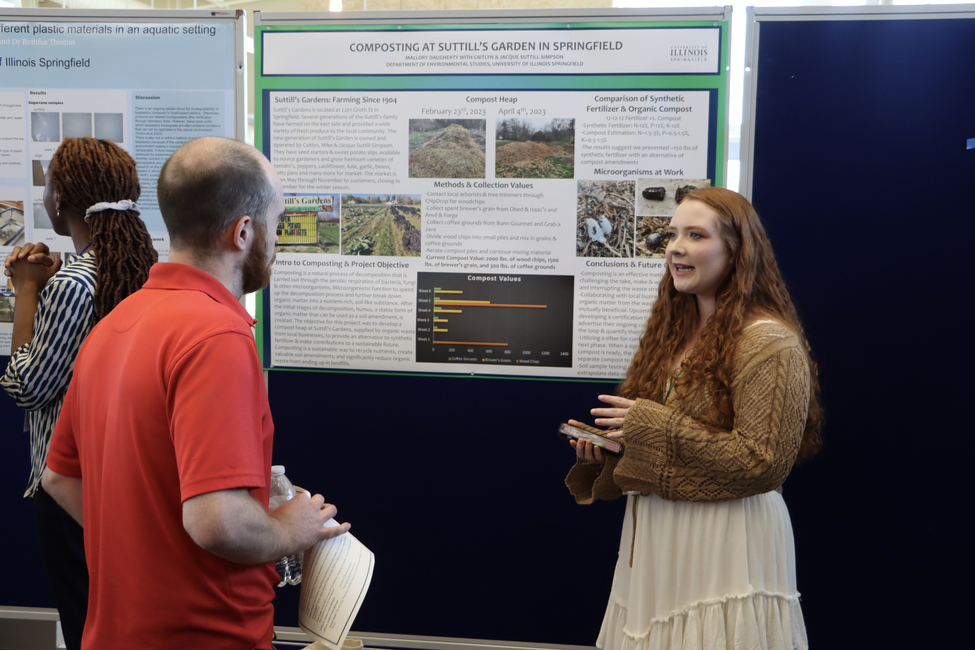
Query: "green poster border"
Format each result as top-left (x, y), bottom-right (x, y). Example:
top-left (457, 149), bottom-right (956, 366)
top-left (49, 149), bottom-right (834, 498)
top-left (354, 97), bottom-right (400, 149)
top-left (254, 18), bottom-right (729, 376)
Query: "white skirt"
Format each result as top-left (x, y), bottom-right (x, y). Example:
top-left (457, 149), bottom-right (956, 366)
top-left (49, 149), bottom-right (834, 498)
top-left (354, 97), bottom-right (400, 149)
top-left (597, 492), bottom-right (807, 650)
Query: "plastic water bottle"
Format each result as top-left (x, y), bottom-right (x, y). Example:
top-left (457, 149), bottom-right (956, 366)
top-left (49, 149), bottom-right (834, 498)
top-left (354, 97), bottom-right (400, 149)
top-left (268, 465), bottom-right (302, 586)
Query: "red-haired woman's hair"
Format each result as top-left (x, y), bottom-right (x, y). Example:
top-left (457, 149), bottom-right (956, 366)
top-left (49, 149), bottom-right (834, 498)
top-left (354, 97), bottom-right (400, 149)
top-left (618, 187), bottom-right (822, 461)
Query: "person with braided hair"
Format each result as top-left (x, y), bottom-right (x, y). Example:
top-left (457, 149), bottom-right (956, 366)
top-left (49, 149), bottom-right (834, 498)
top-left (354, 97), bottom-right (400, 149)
top-left (2, 137), bottom-right (156, 650)
top-left (565, 187), bottom-right (822, 650)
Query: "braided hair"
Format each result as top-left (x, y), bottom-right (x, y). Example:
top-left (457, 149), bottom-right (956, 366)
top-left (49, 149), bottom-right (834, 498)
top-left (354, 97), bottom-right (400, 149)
top-left (49, 137), bottom-right (157, 319)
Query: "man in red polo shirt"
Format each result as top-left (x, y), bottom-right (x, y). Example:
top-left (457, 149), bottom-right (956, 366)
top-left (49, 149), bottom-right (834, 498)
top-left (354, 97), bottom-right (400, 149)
top-left (42, 137), bottom-right (350, 650)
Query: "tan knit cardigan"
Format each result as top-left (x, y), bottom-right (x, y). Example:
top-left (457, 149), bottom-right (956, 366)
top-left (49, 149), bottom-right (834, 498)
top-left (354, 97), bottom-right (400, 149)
top-left (566, 321), bottom-right (811, 503)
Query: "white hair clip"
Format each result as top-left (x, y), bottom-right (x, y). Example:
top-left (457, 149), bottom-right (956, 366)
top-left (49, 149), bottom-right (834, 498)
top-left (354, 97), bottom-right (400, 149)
top-left (84, 200), bottom-right (140, 222)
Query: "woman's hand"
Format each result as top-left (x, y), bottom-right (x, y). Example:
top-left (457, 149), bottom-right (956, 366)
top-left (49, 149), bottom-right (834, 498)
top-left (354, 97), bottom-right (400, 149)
top-left (591, 394), bottom-right (635, 430)
top-left (5, 243), bottom-right (61, 294)
top-left (570, 436), bottom-right (606, 466)
top-left (566, 417), bottom-right (624, 467)
top-left (5, 242), bottom-right (55, 272)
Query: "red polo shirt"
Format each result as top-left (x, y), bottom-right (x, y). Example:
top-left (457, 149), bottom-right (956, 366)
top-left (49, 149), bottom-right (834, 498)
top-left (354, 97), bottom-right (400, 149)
top-left (48, 263), bottom-right (277, 650)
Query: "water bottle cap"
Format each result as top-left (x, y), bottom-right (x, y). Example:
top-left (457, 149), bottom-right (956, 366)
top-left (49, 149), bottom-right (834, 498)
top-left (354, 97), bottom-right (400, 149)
top-left (271, 465), bottom-right (286, 476)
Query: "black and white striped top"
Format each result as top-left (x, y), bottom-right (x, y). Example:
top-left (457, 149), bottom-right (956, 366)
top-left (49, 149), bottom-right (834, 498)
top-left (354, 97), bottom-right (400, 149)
top-left (2, 251), bottom-right (97, 498)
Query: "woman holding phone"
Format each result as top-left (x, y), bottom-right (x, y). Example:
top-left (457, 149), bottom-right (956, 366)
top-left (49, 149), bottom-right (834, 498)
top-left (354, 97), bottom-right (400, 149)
top-left (566, 187), bottom-right (821, 650)
top-left (2, 137), bottom-right (157, 650)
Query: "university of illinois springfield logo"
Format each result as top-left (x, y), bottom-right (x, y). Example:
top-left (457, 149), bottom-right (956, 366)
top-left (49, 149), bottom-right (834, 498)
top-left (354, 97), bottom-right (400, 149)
top-left (670, 45), bottom-right (709, 62)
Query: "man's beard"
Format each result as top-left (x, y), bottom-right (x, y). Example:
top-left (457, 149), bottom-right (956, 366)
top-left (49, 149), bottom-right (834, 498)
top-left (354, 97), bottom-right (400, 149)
top-left (241, 222), bottom-right (275, 295)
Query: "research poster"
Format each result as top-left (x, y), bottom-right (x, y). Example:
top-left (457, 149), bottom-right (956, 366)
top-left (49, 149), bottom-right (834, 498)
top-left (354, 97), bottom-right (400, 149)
top-left (0, 10), bottom-right (240, 350)
top-left (256, 14), bottom-right (728, 379)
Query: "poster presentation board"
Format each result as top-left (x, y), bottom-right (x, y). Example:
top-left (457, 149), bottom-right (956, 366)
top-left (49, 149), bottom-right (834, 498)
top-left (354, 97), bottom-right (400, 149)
top-left (0, 8), bottom-right (245, 351)
top-left (256, 8), bottom-right (730, 379)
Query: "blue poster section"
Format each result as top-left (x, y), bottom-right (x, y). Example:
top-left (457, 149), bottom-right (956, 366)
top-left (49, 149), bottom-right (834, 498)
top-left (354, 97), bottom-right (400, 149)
top-left (0, 15), bottom-right (237, 238)
top-left (748, 16), bottom-right (975, 649)
top-left (0, 21), bottom-right (235, 89)
top-left (0, 369), bottom-right (48, 605)
top-left (268, 371), bottom-right (626, 643)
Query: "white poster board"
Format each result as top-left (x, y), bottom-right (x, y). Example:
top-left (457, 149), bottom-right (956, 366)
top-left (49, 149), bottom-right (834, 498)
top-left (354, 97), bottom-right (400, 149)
top-left (256, 9), bottom-right (731, 380)
top-left (1, 8), bottom-right (245, 351)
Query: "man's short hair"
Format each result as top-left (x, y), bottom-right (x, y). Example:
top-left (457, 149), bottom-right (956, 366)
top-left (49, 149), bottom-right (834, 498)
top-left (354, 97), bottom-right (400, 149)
top-left (157, 137), bottom-right (277, 253)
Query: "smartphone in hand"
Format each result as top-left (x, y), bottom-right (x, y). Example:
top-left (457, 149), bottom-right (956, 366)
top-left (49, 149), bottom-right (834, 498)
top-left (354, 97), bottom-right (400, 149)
top-left (558, 422), bottom-right (624, 456)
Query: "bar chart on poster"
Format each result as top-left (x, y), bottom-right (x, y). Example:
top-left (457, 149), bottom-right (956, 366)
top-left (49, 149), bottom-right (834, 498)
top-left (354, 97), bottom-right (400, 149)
top-left (415, 271), bottom-right (573, 368)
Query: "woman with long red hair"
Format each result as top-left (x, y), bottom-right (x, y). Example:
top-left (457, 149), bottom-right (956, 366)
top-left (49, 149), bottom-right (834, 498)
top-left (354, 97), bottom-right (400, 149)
top-left (566, 187), bottom-right (821, 650)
